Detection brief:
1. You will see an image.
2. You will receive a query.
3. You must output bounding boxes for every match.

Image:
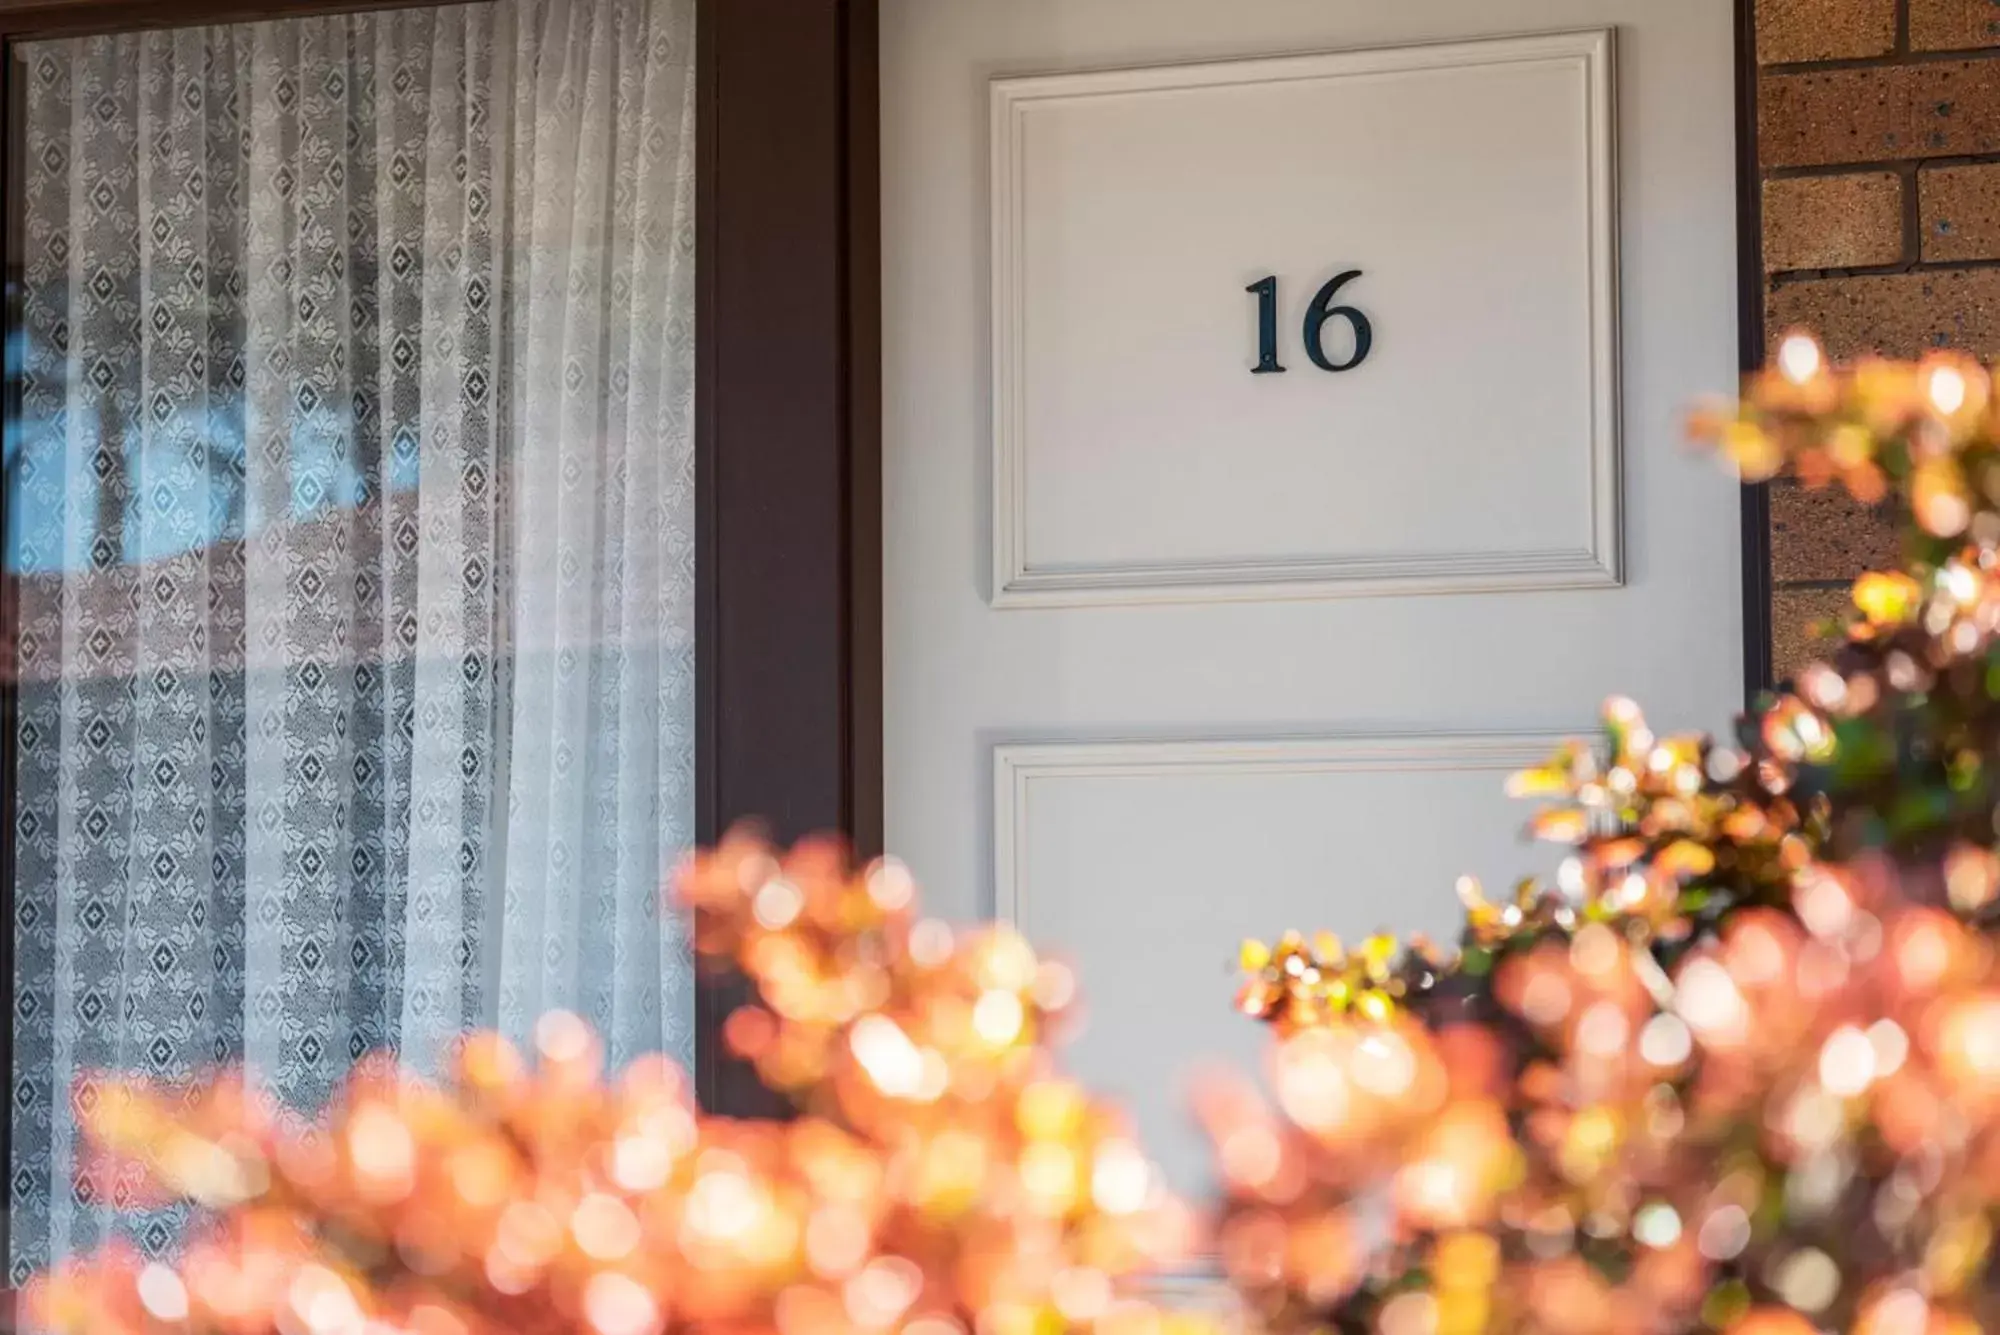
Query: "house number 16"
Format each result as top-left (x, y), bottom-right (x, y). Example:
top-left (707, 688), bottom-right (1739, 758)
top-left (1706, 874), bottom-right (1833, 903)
top-left (1246, 270), bottom-right (1373, 374)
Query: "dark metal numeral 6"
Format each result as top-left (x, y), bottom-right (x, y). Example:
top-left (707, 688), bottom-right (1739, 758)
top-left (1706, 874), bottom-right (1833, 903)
top-left (1302, 269), bottom-right (1371, 372)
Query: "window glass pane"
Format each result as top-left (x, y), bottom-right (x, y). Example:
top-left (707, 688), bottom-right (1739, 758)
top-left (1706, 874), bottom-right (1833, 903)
top-left (6, 0), bottom-right (696, 1279)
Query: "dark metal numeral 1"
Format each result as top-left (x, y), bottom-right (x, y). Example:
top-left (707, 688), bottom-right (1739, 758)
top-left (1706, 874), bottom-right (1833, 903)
top-left (1246, 275), bottom-right (1286, 374)
top-left (1303, 269), bottom-right (1372, 372)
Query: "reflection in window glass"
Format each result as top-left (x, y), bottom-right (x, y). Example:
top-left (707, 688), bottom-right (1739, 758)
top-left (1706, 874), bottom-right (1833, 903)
top-left (8, 0), bottom-right (697, 1279)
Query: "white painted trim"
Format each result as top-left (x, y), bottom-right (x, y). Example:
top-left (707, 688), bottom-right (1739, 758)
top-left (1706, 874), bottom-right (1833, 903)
top-left (988, 28), bottom-right (1622, 609)
top-left (992, 548), bottom-right (1617, 609)
top-left (991, 729), bottom-right (1576, 927)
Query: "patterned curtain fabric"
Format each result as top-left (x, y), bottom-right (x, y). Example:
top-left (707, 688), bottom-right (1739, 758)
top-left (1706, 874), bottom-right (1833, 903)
top-left (9, 0), bottom-right (696, 1281)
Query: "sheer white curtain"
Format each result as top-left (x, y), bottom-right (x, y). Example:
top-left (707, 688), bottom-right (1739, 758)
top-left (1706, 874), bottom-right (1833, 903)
top-left (9, 0), bottom-right (696, 1280)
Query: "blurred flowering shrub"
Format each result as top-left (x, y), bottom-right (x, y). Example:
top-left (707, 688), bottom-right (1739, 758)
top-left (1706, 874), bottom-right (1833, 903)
top-left (33, 334), bottom-right (2000, 1335)
top-left (1215, 336), bottom-right (2000, 1335)
top-left (25, 837), bottom-right (1193, 1335)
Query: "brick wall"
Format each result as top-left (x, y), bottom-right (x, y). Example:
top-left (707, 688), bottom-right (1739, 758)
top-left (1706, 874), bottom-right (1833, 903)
top-left (1756, 0), bottom-right (2000, 676)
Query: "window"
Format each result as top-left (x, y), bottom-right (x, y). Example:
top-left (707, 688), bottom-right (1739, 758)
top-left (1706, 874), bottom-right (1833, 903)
top-left (5, 0), bottom-right (698, 1279)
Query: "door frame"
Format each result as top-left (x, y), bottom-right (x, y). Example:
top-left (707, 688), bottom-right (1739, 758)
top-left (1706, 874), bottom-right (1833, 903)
top-left (1734, 0), bottom-right (1774, 699)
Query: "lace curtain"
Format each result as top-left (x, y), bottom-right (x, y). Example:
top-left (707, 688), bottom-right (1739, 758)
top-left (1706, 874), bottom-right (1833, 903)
top-left (9, 0), bottom-right (696, 1280)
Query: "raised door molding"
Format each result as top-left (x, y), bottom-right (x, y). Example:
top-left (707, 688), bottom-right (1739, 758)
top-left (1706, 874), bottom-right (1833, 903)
top-left (990, 726), bottom-right (1580, 1303)
top-left (990, 29), bottom-right (1621, 608)
top-left (992, 729), bottom-right (1576, 926)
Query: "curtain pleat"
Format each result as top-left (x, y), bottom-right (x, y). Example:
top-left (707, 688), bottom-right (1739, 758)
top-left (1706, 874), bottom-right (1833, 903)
top-left (9, 0), bottom-right (697, 1281)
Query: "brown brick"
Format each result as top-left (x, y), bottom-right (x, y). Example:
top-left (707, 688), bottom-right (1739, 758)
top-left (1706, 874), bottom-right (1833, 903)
top-left (1769, 481), bottom-right (1901, 583)
top-left (1758, 0), bottom-right (1897, 62)
top-left (1772, 586), bottom-right (1852, 682)
top-left (1759, 60), bottom-right (2000, 168)
top-left (1920, 162), bottom-right (2000, 260)
top-left (1910, 0), bottom-right (2000, 51)
top-left (1763, 173), bottom-right (1904, 271)
top-left (1767, 268), bottom-right (2000, 360)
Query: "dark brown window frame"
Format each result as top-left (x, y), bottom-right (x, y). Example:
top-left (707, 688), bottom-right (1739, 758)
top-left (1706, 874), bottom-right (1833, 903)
top-left (0, 0), bottom-right (883, 1274)
top-left (694, 0), bottom-right (880, 1120)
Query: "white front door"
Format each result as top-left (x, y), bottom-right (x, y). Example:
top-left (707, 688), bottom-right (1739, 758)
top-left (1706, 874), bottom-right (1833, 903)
top-left (880, 0), bottom-right (1742, 1199)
